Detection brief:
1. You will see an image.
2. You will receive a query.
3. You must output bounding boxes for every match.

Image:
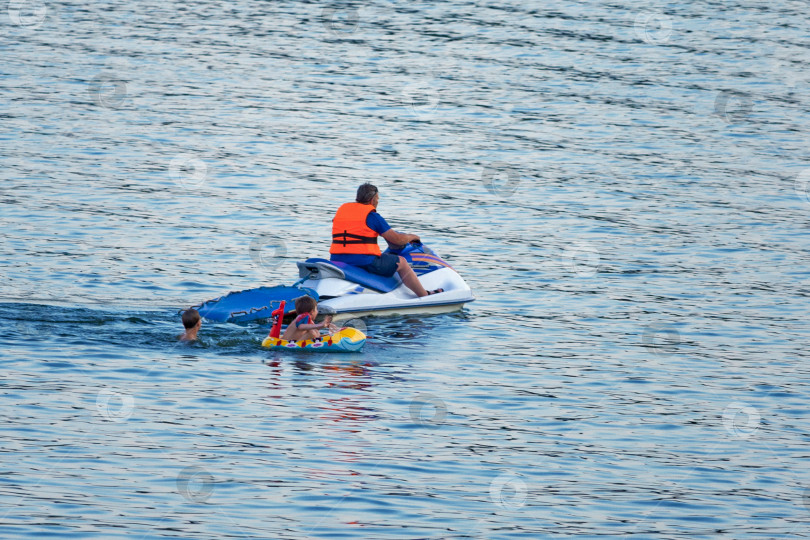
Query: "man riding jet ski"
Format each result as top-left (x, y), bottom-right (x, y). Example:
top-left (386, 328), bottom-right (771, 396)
top-left (194, 184), bottom-right (474, 323)
top-left (296, 183), bottom-right (474, 320)
top-left (329, 183), bottom-right (443, 298)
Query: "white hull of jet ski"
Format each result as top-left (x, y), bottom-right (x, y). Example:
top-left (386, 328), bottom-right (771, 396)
top-left (302, 266), bottom-right (474, 321)
top-left (296, 246), bottom-right (474, 320)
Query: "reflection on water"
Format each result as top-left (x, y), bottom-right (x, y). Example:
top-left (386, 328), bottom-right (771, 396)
top-left (3, 0), bottom-right (810, 537)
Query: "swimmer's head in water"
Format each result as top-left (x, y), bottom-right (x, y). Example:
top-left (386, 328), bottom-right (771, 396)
top-left (182, 308), bottom-right (201, 329)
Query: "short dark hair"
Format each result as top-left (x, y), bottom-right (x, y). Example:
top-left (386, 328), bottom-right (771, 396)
top-left (294, 295), bottom-right (317, 314)
top-left (182, 308), bottom-right (201, 329)
top-left (356, 183), bottom-right (378, 204)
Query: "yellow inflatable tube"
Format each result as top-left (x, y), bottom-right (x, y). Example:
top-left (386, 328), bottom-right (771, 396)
top-left (261, 327), bottom-right (366, 353)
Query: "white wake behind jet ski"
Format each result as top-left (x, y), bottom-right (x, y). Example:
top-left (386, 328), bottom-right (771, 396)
top-left (296, 242), bottom-right (474, 321)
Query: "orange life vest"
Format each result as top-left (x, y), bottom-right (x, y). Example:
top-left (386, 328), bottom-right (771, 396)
top-left (330, 202), bottom-right (381, 256)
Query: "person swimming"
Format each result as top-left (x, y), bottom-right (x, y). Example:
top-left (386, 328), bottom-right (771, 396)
top-left (179, 308), bottom-right (201, 341)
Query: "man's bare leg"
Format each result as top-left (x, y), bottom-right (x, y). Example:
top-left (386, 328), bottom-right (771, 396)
top-left (396, 256), bottom-right (429, 297)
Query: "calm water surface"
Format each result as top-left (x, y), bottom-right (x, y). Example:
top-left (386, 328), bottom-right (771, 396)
top-left (2, 0), bottom-right (810, 538)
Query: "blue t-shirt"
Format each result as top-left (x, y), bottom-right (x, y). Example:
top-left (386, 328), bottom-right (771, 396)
top-left (330, 211), bottom-right (391, 266)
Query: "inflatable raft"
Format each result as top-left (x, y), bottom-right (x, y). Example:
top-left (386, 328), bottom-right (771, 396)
top-left (261, 327), bottom-right (366, 353)
top-left (260, 300), bottom-right (366, 353)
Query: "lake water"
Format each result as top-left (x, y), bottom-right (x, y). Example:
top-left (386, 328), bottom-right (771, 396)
top-left (2, 0), bottom-right (810, 537)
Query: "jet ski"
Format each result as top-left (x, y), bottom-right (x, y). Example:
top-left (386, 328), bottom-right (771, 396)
top-left (193, 242), bottom-right (473, 323)
top-left (297, 242), bottom-right (474, 321)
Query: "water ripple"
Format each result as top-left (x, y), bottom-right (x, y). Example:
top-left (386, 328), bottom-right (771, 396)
top-left (2, 0), bottom-right (810, 537)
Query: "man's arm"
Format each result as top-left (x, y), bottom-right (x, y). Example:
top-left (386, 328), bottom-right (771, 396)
top-left (381, 229), bottom-right (420, 246)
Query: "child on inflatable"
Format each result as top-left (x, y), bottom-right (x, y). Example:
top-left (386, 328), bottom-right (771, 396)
top-left (282, 296), bottom-right (337, 342)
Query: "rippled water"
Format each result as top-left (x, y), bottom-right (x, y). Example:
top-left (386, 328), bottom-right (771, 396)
top-left (2, 0), bottom-right (810, 537)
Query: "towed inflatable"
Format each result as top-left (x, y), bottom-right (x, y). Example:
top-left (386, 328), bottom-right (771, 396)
top-left (261, 327), bottom-right (366, 353)
top-left (260, 301), bottom-right (366, 353)
top-left (193, 285), bottom-right (315, 324)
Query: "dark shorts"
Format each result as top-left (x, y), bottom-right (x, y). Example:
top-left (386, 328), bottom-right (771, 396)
top-left (361, 253), bottom-right (400, 277)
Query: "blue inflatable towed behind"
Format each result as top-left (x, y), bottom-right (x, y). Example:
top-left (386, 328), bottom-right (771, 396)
top-left (193, 285), bottom-right (318, 323)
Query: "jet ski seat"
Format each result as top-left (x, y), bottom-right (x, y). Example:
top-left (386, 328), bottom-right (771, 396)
top-left (297, 258), bottom-right (401, 293)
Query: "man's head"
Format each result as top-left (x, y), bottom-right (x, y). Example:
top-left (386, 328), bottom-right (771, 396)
top-left (182, 308), bottom-right (201, 329)
top-left (356, 183), bottom-right (378, 206)
top-left (294, 295), bottom-right (318, 316)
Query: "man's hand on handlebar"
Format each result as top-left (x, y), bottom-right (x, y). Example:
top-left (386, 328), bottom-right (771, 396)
top-left (381, 229), bottom-right (422, 248)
